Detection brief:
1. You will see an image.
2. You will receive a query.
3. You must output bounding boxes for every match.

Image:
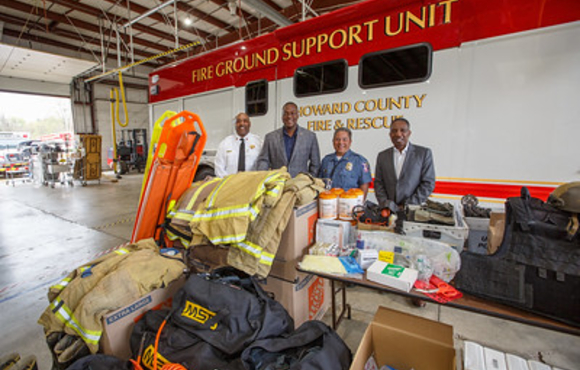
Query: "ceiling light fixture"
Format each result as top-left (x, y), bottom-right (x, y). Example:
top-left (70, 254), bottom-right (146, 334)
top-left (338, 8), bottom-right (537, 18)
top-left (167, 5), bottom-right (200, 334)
top-left (242, 0), bottom-right (292, 27)
top-left (123, 0), bottom-right (178, 28)
top-left (183, 17), bottom-right (193, 26)
top-left (228, 0), bottom-right (237, 16)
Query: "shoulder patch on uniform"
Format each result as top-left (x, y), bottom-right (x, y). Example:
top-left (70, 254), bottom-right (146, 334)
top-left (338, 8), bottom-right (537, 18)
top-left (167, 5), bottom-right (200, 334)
top-left (363, 162), bottom-right (369, 173)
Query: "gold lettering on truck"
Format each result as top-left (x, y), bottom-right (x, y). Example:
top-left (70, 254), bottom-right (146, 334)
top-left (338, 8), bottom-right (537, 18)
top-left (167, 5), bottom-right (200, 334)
top-left (187, 0), bottom-right (459, 84)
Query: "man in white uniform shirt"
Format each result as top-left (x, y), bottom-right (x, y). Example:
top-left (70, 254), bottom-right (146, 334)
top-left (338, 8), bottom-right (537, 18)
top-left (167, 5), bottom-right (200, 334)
top-left (215, 112), bottom-right (262, 177)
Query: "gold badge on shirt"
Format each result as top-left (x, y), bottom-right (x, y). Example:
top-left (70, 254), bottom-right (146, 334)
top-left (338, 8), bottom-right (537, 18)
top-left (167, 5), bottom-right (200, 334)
top-left (346, 162), bottom-right (353, 171)
top-left (250, 145), bottom-right (255, 149)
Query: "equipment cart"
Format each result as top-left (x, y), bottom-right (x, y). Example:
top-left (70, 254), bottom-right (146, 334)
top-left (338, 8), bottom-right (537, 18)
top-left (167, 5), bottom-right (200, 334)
top-left (40, 147), bottom-right (73, 188)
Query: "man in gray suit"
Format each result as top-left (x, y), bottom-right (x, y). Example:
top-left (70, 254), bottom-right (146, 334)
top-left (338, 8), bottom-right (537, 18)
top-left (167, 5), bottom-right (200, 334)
top-left (374, 118), bottom-right (435, 208)
top-left (257, 102), bottom-right (320, 177)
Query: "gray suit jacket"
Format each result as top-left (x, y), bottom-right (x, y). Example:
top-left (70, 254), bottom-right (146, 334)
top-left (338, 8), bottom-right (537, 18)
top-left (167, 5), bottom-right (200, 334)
top-left (257, 125), bottom-right (320, 177)
top-left (374, 143), bottom-right (435, 206)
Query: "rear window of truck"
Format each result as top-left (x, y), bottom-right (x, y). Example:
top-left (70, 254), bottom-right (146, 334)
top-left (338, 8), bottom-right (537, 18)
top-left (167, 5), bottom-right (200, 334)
top-left (359, 43), bottom-right (432, 88)
top-left (294, 59), bottom-right (347, 97)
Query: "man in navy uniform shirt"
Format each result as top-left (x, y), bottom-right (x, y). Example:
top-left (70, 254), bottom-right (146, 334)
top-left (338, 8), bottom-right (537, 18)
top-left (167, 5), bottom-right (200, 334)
top-left (318, 127), bottom-right (372, 198)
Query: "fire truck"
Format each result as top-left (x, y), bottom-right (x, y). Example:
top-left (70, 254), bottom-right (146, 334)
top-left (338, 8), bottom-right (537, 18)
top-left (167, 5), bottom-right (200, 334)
top-left (0, 132), bottom-right (30, 178)
top-left (148, 0), bottom-right (580, 203)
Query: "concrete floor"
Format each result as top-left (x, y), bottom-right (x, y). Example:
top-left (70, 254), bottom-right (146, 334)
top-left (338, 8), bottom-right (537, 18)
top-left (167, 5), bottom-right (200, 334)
top-left (1, 173), bottom-right (579, 370)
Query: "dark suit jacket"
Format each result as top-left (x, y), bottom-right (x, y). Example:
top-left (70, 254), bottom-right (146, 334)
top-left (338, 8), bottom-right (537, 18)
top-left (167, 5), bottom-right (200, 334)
top-left (257, 125), bottom-right (320, 177)
top-left (374, 143), bottom-right (435, 206)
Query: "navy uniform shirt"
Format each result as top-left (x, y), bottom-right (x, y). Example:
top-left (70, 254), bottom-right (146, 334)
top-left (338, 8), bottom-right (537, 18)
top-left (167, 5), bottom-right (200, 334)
top-left (318, 150), bottom-right (372, 190)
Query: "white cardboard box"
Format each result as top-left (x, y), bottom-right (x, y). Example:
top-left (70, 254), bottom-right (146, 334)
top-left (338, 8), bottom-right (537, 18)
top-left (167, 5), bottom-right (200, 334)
top-left (505, 354), bottom-right (529, 370)
top-left (366, 260), bottom-right (418, 293)
top-left (464, 341), bottom-right (485, 370)
top-left (484, 347), bottom-right (507, 370)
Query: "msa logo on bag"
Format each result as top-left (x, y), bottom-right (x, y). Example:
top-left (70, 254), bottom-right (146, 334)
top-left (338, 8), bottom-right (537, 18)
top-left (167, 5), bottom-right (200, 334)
top-left (181, 301), bottom-right (218, 330)
top-left (141, 345), bottom-right (170, 370)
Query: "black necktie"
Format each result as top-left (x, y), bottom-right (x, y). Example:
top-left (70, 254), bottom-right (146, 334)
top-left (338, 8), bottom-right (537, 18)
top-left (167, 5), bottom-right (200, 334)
top-left (238, 138), bottom-right (245, 172)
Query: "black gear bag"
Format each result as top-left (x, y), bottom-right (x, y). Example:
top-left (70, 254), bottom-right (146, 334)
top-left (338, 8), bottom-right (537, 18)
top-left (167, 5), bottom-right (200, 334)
top-left (241, 320), bottom-right (352, 370)
top-left (170, 267), bottom-right (294, 355)
top-left (130, 309), bottom-right (245, 370)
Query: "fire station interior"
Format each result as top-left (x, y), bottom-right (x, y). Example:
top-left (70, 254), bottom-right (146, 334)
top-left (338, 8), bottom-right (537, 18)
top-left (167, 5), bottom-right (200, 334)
top-left (2, 177), bottom-right (579, 369)
top-left (1, 1), bottom-right (579, 370)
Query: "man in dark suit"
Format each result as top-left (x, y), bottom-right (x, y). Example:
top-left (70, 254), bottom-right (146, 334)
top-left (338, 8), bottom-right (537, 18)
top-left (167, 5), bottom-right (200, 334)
top-left (257, 102), bottom-right (320, 177)
top-left (374, 118), bottom-right (435, 208)
top-left (375, 117), bottom-right (435, 308)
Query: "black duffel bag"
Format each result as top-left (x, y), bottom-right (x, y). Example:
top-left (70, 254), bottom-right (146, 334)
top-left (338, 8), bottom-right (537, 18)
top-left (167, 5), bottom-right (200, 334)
top-left (170, 267), bottom-right (295, 355)
top-left (241, 320), bottom-right (352, 370)
top-left (130, 309), bottom-right (245, 370)
top-left (65, 355), bottom-right (130, 370)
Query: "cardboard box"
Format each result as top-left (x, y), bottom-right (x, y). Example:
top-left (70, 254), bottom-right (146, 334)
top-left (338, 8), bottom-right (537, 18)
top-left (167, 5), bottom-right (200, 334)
top-left (100, 277), bottom-right (185, 359)
top-left (465, 217), bottom-right (490, 255)
top-left (350, 306), bottom-right (456, 370)
top-left (487, 212), bottom-right (506, 255)
top-left (270, 201), bottom-right (318, 282)
top-left (259, 272), bottom-right (330, 329)
top-left (366, 260), bottom-right (418, 293)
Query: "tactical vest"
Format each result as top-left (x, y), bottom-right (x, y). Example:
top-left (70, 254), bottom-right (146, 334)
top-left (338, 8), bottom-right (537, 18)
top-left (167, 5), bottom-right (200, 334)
top-left (455, 188), bottom-right (580, 326)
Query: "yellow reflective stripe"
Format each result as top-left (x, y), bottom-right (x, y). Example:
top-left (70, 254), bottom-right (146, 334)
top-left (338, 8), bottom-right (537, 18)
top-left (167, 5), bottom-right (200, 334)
top-left (114, 248), bottom-right (129, 255)
top-left (232, 241), bottom-right (272, 266)
top-left (249, 204), bottom-right (260, 220)
top-left (51, 299), bottom-right (101, 345)
top-left (173, 178), bottom-right (239, 222)
top-left (207, 176), bottom-right (231, 208)
top-left (165, 230), bottom-right (191, 247)
top-left (209, 233), bottom-right (246, 244)
top-left (172, 212), bottom-right (195, 222)
top-left (50, 277), bottom-right (71, 291)
top-left (254, 173), bottom-right (283, 200)
top-left (209, 172), bottom-right (281, 211)
top-left (170, 178), bottom-right (223, 219)
top-left (187, 172), bottom-right (284, 223)
top-left (260, 251), bottom-right (274, 265)
top-left (165, 199), bottom-right (177, 217)
top-left (233, 241), bottom-right (262, 257)
top-left (186, 178), bottom-right (221, 210)
top-left (191, 205), bottom-right (254, 221)
top-left (265, 187), bottom-right (281, 197)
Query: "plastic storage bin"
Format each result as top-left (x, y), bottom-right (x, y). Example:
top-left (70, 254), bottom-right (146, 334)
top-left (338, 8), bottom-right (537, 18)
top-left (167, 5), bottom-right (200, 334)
top-left (402, 203), bottom-right (469, 251)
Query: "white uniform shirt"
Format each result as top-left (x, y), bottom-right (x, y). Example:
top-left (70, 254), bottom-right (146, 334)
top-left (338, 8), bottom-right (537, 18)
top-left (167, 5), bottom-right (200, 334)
top-left (215, 132), bottom-right (262, 178)
top-left (393, 142), bottom-right (410, 180)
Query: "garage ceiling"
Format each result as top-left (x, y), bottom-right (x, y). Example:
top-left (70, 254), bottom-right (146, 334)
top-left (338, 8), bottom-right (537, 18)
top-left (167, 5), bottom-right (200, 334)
top-left (0, 43), bottom-right (98, 84)
top-left (0, 0), bottom-right (361, 83)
